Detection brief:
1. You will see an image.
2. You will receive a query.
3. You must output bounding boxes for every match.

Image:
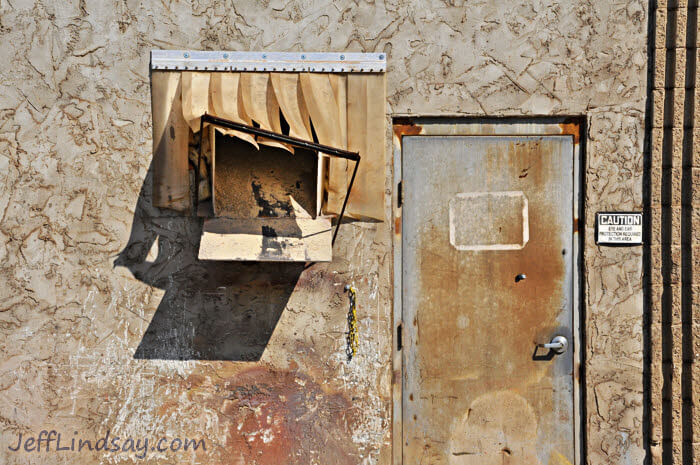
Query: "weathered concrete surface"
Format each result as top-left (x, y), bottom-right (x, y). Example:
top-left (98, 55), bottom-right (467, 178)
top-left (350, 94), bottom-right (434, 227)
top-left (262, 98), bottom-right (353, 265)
top-left (0, 1), bottom-right (647, 464)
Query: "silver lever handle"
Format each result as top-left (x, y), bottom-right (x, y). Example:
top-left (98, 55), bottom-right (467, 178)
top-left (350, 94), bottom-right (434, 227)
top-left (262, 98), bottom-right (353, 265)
top-left (538, 335), bottom-right (568, 354)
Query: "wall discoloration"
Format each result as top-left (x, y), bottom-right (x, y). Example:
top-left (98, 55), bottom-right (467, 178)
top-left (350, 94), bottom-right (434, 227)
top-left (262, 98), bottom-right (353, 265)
top-left (0, 0), bottom-right (646, 464)
top-left (179, 367), bottom-right (361, 465)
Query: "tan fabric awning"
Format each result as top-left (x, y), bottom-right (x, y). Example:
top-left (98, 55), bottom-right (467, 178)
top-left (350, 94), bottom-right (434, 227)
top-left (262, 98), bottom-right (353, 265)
top-left (151, 70), bottom-right (386, 221)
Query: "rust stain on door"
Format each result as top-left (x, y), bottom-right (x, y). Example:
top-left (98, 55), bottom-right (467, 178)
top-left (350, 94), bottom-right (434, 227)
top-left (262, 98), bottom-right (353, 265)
top-left (402, 135), bottom-right (575, 465)
top-left (392, 118), bottom-right (423, 148)
top-left (417, 140), bottom-right (564, 385)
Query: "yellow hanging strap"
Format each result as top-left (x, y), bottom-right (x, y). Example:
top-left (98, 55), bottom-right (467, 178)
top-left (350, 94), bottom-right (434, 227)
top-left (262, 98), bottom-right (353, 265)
top-left (345, 285), bottom-right (359, 361)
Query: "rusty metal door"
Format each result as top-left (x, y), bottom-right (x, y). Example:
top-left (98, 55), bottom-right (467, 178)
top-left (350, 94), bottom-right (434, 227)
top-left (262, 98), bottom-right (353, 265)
top-left (401, 135), bottom-right (575, 465)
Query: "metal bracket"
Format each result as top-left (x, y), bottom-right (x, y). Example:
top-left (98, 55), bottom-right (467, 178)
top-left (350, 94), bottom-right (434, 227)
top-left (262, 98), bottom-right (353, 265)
top-left (196, 113), bottom-right (360, 247)
top-left (151, 50), bottom-right (386, 73)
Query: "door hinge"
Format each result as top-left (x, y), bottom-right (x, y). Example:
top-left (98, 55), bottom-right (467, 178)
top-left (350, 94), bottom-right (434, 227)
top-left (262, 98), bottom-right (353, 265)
top-left (397, 180), bottom-right (403, 207)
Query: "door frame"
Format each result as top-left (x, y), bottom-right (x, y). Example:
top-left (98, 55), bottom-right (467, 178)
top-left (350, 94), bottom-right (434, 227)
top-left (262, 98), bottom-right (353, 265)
top-left (391, 116), bottom-right (585, 465)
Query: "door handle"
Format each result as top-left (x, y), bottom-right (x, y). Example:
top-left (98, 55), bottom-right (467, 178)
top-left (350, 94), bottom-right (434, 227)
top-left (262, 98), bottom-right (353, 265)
top-left (538, 335), bottom-right (568, 354)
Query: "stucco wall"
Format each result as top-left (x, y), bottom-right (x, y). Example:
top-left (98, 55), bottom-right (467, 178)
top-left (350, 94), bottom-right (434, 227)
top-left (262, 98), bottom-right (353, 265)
top-left (0, 1), bottom-right (648, 464)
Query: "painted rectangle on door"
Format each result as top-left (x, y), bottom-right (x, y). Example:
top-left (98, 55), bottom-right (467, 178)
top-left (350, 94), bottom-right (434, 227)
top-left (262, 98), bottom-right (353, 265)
top-left (402, 135), bottom-right (575, 465)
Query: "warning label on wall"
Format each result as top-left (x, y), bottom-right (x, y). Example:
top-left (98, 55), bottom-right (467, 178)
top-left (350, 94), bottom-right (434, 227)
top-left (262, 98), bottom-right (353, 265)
top-left (596, 212), bottom-right (643, 245)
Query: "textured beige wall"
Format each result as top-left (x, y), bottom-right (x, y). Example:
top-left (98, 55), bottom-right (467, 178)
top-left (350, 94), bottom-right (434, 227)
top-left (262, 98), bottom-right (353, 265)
top-left (0, 1), bottom-right (648, 464)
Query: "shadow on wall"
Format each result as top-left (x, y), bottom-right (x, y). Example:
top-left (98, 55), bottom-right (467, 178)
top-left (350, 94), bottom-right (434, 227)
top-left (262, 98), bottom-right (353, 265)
top-left (113, 161), bottom-right (304, 361)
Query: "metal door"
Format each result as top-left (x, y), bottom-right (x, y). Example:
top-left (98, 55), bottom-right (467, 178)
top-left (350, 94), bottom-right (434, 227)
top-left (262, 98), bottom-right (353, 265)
top-left (402, 135), bottom-right (575, 465)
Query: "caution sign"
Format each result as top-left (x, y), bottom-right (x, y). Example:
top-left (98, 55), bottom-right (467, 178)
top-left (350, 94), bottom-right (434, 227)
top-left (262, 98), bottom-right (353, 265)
top-left (596, 212), bottom-right (643, 245)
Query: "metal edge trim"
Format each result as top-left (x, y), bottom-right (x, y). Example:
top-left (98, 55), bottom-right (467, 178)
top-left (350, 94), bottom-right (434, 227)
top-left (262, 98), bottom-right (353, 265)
top-left (150, 50), bottom-right (386, 73)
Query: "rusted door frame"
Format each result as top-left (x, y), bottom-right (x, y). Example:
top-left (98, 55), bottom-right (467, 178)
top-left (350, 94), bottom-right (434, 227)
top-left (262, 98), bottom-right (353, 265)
top-left (391, 116), bottom-right (584, 465)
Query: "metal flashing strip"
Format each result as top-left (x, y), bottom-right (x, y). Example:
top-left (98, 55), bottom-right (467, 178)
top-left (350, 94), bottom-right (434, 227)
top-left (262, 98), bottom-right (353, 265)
top-left (151, 50), bottom-right (386, 73)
